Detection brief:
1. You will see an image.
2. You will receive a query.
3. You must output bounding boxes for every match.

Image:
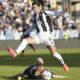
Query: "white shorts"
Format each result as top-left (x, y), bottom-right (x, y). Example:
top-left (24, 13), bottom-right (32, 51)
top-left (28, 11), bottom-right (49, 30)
top-left (32, 32), bottom-right (55, 46)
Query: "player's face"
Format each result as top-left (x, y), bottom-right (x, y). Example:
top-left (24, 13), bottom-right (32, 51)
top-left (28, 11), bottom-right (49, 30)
top-left (32, 5), bottom-right (41, 14)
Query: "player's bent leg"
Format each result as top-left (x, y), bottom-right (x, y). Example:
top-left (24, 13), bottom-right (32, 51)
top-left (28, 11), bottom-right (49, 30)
top-left (7, 37), bottom-right (37, 57)
top-left (20, 44), bottom-right (36, 56)
top-left (20, 35), bottom-right (36, 56)
top-left (20, 35), bottom-right (26, 56)
top-left (7, 39), bottom-right (28, 57)
top-left (46, 45), bottom-right (69, 72)
top-left (16, 37), bottom-right (36, 55)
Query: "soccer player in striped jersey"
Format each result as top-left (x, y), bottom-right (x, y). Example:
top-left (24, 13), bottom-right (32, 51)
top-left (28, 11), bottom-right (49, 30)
top-left (7, 1), bottom-right (69, 72)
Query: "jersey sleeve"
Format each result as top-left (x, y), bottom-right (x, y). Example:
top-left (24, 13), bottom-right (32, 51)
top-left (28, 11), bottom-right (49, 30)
top-left (44, 10), bottom-right (63, 17)
top-left (44, 10), bottom-right (55, 16)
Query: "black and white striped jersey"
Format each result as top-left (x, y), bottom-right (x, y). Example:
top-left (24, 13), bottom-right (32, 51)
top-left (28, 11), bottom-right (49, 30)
top-left (32, 11), bottom-right (54, 33)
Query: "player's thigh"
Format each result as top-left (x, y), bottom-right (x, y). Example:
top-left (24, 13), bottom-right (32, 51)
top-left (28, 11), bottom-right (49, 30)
top-left (30, 34), bottom-right (41, 44)
top-left (43, 33), bottom-right (54, 46)
top-left (25, 36), bottom-right (36, 44)
top-left (43, 34), bottom-right (57, 54)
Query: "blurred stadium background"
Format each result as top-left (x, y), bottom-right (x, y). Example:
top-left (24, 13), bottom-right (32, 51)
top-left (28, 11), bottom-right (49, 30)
top-left (0, 0), bottom-right (80, 40)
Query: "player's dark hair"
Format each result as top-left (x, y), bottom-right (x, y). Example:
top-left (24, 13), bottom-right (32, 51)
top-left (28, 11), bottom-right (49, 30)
top-left (32, 1), bottom-right (41, 6)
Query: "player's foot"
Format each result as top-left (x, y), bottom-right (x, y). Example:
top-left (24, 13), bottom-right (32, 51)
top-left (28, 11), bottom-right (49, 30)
top-left (63, 64), bottom-right (69, 72)
top-left (7, 47), bottom-right (17, 57)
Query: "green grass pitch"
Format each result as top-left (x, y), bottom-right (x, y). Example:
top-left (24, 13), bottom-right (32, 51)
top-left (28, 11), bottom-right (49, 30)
top-left (0, 48), bottom-right (80, 80)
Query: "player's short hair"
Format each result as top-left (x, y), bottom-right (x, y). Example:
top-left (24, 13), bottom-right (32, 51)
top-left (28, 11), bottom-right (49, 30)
top-left (32, 1), bottom-right (41, 7)
top-left (37, 57), bottom-right (44, 65)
